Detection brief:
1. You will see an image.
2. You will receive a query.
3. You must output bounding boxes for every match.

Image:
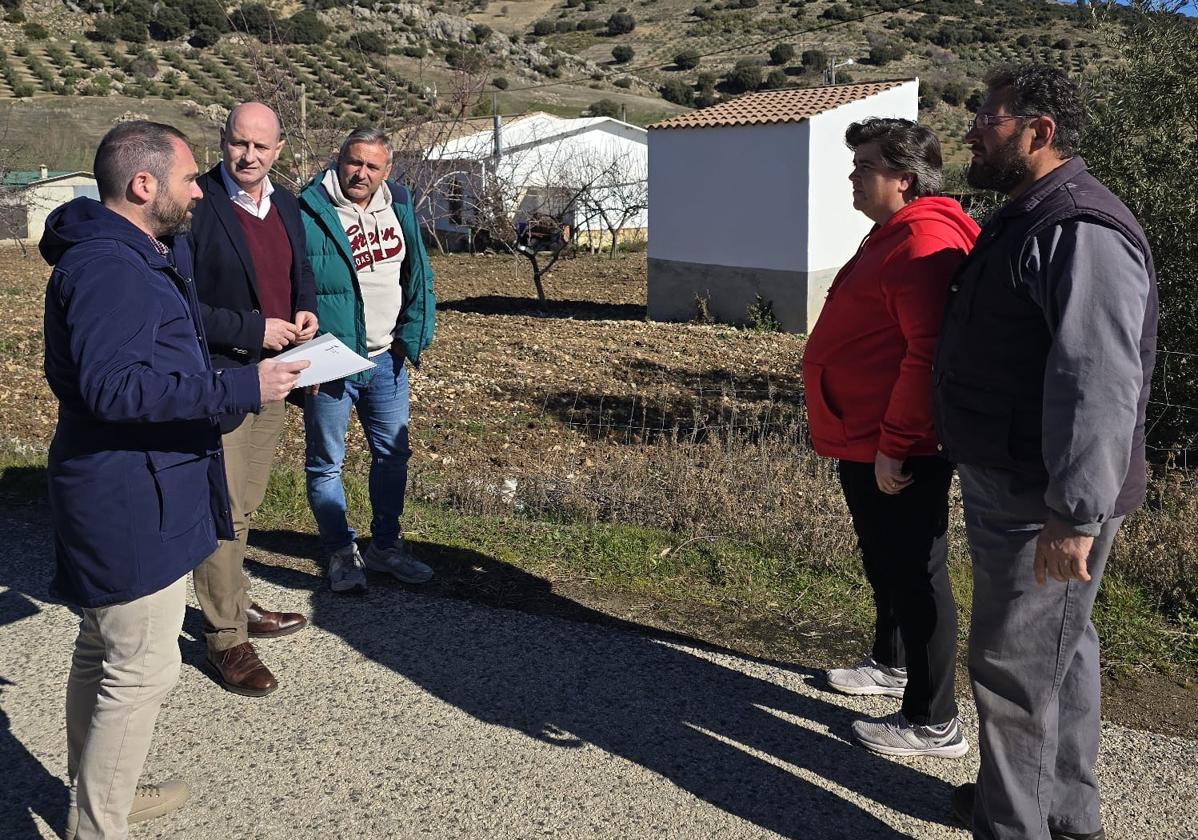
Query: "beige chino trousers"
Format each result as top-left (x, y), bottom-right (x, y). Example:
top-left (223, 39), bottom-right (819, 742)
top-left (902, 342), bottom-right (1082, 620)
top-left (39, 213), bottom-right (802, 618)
top-left (65, 575), bottom-right (187, 840)
top-left (192, 400), bottom-right (286, 652)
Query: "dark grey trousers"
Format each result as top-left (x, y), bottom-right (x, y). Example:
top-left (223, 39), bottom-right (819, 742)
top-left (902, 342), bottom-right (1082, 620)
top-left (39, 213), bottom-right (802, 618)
top-left (958, 465), bottom-right (1121, 840)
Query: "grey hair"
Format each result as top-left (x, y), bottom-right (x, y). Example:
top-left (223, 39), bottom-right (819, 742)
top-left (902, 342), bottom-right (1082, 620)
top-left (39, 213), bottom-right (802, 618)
top-left (844, 117), bottom-right (943, 197)
top-left (94, 120), bottom-right (190, 201)
top-left (338, 126), bottom-right (394, 164)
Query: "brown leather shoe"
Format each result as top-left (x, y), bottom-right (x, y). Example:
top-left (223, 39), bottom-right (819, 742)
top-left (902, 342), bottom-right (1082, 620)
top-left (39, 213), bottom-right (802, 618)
top-left (206, 642), bottom-right (278, 697)
top-left (246, 603), bottom-right (308, 638)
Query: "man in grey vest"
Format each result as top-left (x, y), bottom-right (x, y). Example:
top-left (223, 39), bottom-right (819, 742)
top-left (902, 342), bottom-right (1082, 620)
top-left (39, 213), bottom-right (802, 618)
top-left (934, 64), bottom-right (1157, 840)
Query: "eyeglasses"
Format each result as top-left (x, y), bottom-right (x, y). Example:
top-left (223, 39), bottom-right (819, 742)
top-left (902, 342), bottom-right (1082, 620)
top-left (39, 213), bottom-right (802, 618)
top-left (967, 112), bottom-right (1036, 132)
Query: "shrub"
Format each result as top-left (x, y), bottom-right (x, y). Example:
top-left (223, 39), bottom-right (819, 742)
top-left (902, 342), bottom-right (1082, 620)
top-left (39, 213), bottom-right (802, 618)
top-left (820, 3), bottom-right (856, 21)
top-left (21, 21), bottom-right (46, 39)
top-left (282, 10), bottom-right (329, 44)
top-left (402, 45), bottom-right (426, 58)
top-left (673, 48), bottom-right (700, 70)
top-left (471, 23), bottom-right (493, 41)
top-left (768, 42), bottom-right (794, 65)
top-left (611, 44), bottom-right (633, 63)
top-left (764, 67), bottom-right (786, 89)
top-left (737, 0), bottom-right (758, 7)
top-left (128, 51), bottom-right (158, 77)
top-left (492, 75), bottom-right (509, 89)
top-left (613, 76), bottom-right (632, 88)
top-left (800, 48), bottom-right (826, 69)
top-left (724, 58), bottom-right (762, 93)
top-left (533, 18), bottom-right (554, 35)
top-left (12, 81), bottom-right (33, 97)
top-left (189, 23), bottom-right (221, 47)
top-left (606, 11), bottom-right (635, 34)
top-left (867, 40), bottom-right (906, 66)
top-left (348, 30), bottom-right (388, 54)
top-left (659, 77), bottom-right (693, 105)
top-left (150, 5), bottom-right (189, 40)
top-left (939, 79), bottom-right (969, 106)
top-left (231, 3), bottom-right (275, 39)
top-left (180, 0), bottom-right (229, 32)
top-left (589, 98), bottom-right (621, 117)
top-left (693, 4), bottom-right (712, 19)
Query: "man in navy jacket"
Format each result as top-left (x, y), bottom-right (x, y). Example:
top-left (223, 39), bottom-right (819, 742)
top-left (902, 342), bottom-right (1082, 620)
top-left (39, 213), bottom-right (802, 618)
top-left (43, 120), bottom-right (306, 838)
top-left (189, 102), bottom-right (317, 697)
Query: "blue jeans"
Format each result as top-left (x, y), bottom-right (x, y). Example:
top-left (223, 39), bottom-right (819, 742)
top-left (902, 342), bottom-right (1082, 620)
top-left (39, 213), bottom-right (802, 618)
top-left (304, 349), bottom-right (411, 555)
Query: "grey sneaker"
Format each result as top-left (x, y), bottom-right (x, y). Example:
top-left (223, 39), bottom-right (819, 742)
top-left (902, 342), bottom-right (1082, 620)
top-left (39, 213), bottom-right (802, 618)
top-left (851, 713), bottom-right (969, 759)
top-left (328, 543), bottom-right (368, 593)
top-left (364, 538), bottom-right (433, 584)
top-left (826, 656), bottom-right (908, 698)
top-left (66, 778), bottom-right (190, 839)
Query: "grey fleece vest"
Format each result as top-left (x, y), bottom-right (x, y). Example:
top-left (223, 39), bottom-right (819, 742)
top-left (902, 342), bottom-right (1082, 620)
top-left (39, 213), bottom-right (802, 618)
top-left (933, 157), bottom-right (1158, 516)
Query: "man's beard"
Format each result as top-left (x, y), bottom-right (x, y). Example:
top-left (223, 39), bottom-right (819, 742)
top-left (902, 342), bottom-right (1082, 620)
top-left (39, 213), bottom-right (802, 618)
top-left (149, 194), bottom-right (194, 237)
top-left (966, 132), bottom-right (1030, 195)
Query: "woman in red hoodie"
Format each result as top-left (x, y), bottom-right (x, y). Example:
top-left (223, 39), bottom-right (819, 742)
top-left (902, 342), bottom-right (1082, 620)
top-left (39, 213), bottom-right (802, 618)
top-left (803, 118), bottom-right (979, 759)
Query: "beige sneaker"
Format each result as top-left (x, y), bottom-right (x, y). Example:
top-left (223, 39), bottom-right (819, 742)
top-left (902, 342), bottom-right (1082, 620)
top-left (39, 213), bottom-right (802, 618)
top-left (66, 778), bottom-right (190, 839)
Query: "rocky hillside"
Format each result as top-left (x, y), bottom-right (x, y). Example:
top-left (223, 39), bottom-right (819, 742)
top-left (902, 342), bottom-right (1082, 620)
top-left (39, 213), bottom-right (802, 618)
top-left (0, 0), bottom-right (1142, 169)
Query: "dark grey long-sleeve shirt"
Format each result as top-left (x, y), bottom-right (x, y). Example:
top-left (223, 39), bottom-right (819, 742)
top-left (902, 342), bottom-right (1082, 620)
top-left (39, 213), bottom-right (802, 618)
top-left (1020, 220), bottom-right (1151, 536)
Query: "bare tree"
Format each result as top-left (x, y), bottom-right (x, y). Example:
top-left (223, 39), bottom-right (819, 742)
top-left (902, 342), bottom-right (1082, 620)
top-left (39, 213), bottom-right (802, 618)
top-left (561, 146), bottom-right (647, 258)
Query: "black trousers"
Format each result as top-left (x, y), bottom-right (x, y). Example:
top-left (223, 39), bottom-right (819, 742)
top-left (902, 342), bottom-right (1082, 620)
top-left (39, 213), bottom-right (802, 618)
top-left (837, 455), bottom-right (958, 725)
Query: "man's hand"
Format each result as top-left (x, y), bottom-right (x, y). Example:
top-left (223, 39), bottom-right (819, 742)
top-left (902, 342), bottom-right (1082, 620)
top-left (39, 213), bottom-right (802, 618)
top-left (1034, 518), bottom-right (1095, 585)
top-left (294, 310), bottom-right (319, 344)
top-left (263, 318), bottom-right (299, 351)
top-left (258, 359), bottom-right (310, 402)
top-left (875, 451), bottom-right (913, 495)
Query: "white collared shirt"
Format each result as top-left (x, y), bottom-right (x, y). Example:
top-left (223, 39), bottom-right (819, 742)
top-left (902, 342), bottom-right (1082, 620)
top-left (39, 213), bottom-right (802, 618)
top-left (219, 164), bottom-right (275, 220)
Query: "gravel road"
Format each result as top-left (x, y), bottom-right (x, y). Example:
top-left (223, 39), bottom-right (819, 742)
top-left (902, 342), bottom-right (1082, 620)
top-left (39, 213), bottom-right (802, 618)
top-left (1, 514), bottom-right (1194, 840)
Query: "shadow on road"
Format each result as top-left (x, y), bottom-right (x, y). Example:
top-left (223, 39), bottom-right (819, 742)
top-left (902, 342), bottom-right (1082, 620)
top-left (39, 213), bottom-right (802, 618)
top-left (0, 504), bottom-right (69, 837)
top-left (247, 541), bottom-right (956, 839)
top-left (0, 677), bottom-right (68, 839)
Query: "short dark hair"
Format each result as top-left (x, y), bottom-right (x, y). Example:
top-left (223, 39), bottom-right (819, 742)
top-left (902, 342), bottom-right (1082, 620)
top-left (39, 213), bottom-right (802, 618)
top-left (844, 117), bottom-right (943, 196)
top-left (94, 120), bottom-right (190, 201)
top-left (983, 63), bottom-right (1086, 157)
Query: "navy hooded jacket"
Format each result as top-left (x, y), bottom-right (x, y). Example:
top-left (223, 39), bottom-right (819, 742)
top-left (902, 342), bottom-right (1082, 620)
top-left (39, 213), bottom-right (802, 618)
top-left (42, 197), bottom-right (262, 608)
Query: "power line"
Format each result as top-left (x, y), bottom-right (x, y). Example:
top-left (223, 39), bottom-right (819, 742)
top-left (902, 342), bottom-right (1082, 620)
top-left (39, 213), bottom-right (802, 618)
top-left (501, 0), bottom-right (931, 94)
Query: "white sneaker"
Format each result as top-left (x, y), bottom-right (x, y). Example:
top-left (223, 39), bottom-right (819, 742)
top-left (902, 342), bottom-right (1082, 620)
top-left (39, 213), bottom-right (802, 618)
top-left (851, 713), bottom-right (969, 759)
top-left (329, 543), bottom-right (368, 593)
top-left (826, 656), bottom-right (908, 698)
top-left (66, 778), bottom-right (190, 839)
top-left (364, 538), bottom-right (433, 584)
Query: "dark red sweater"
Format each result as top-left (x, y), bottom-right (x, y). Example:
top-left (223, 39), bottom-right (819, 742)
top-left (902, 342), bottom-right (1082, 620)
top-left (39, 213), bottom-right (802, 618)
top-left (233, 203), bottom-right (293, 323)
top-left (803, 197), bottom-right (979, 463)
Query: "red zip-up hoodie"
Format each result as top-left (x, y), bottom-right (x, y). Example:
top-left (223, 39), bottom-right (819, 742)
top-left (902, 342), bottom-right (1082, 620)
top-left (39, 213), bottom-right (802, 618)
top-left (802, 196), bottom-right (979, 463)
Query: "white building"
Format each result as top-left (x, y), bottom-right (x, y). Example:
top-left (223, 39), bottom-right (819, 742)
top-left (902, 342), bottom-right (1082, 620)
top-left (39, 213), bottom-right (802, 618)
top-left (416, 112), bottom-right (648, 252)
top-left (647, 80), bottom-right (920, 332)
top-left (0, 168), bottom-right (98, 242)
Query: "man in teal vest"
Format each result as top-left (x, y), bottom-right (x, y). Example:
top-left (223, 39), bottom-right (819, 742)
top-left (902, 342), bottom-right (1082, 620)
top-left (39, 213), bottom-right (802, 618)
top-left (298, 127), bottom-right (436, 592)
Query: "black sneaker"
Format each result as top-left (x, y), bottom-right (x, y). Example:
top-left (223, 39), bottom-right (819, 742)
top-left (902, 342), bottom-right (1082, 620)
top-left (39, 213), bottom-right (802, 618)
top-left (951, 783), bottom-right (1106, 840)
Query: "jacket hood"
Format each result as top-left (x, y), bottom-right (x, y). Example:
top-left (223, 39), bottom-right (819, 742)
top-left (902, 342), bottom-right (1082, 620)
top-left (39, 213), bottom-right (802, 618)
top-left (874, 195), bottom-right (979, 246)
top-left (39, 197), bottom-right (169, 267)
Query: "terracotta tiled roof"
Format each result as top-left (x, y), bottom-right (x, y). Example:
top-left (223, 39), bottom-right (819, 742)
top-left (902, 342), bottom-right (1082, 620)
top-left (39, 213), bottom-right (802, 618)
top-left (649, 80), bottom-right (912, 130)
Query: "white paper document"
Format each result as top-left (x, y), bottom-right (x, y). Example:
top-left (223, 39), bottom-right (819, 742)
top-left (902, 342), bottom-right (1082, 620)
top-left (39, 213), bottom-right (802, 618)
top-left (274, 333), bottom-right (376, 388)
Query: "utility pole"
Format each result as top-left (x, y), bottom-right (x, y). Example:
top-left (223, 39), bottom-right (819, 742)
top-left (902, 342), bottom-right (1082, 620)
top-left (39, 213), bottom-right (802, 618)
top-left (824, 58), bottom-right (854, 85)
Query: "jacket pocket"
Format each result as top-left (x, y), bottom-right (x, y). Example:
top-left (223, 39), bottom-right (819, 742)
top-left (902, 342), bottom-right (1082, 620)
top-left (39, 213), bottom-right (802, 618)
top-left (803, 365), bottom-right (849, 453)
top-left (146, 450), bottom-right (209, 541)
top-left (936, 378), bottom-right (1013, 467)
